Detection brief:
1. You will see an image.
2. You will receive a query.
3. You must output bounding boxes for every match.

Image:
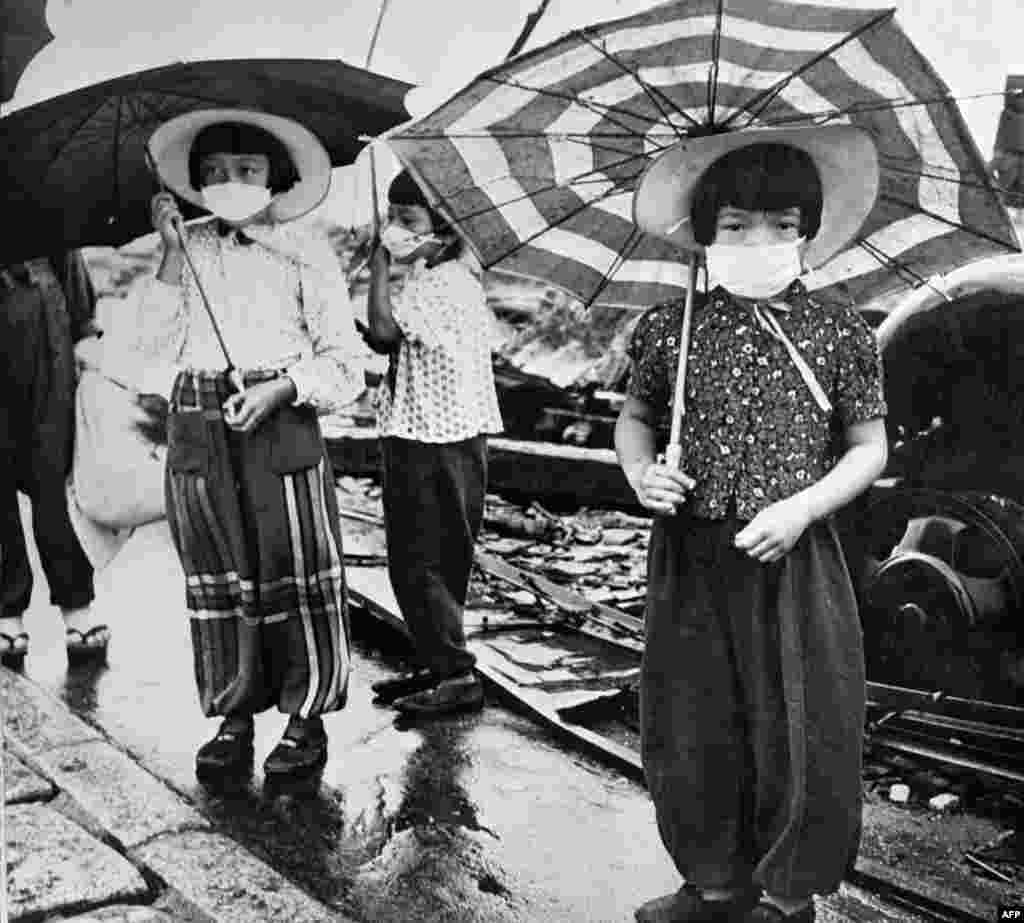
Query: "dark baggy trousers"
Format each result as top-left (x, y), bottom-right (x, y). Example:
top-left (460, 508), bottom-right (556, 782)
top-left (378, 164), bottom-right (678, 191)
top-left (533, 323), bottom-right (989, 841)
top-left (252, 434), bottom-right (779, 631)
top-left (641, 513), bottom-right (865, 900)
top-left (165, 371), bottom-right (351, 719)
top-left (381, 436), bottom-right (487, 678)
top-left (0, 259), bottom-right (94, 618)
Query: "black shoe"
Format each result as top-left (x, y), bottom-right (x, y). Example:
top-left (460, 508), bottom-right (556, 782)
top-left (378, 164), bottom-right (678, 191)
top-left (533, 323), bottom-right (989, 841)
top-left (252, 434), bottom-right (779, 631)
top-left (744, 900), bottom-right (814, 923)
top-left (635, 886), bottom-right (760, 923)
top-left (371, 669), bottom-right (440, 705)
top-left (195, 719), bottom-right (254, 778)
top-left (392, 672), bottom-right (484, 717)
top-left (263, 718), bottom-right (327, 778)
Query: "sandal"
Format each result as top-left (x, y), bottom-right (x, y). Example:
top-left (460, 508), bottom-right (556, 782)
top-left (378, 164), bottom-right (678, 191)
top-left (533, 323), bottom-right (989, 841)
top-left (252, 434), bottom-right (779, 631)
top-left (0, 632), bottom-right (29, 669)
top-left (65, 625), bottom-right (111, 664)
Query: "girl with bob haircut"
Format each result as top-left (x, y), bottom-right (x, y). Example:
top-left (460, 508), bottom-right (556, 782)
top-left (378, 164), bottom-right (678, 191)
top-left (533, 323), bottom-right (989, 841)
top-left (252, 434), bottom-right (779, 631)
top-left (621, 126), bottom-right (888, 923)
top-left (133, 108), bottom-right (365, 783)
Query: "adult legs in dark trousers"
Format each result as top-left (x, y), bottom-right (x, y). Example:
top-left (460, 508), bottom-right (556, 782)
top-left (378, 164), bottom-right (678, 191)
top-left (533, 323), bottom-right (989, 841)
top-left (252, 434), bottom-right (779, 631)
top-left (0, 257), bottom-right (104, 668)
top-left (375, 435), bottom-right (487, 716)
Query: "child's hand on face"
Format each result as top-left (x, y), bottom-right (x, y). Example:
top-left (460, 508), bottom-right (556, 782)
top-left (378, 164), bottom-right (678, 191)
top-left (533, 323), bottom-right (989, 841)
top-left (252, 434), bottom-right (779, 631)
top-left (627, 462), bottom-right (695, 516)
top-left (222, 378), bottom-right (295, 433)
top-left (734, 496), bottom-right (814, 563)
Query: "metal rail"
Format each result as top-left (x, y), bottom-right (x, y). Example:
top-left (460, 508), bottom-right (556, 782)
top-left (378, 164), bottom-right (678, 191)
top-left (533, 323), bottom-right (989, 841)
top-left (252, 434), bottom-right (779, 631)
top-left (338, 503), bottom-right (1016, 923)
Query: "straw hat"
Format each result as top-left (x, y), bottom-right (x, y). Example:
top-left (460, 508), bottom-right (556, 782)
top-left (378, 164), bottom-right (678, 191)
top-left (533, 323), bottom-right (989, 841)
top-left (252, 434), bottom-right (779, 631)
top-left (633, 125), bottom-right (879, 269)
top-left (147, 108), bottom-right (331, 223)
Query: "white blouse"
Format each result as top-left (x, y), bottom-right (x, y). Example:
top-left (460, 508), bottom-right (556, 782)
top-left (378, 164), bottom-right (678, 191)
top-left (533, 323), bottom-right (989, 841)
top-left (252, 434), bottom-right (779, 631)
top-left (128, 221), bottom-right (365, 415)
top-left (376, 257), bottom-right (504, 443)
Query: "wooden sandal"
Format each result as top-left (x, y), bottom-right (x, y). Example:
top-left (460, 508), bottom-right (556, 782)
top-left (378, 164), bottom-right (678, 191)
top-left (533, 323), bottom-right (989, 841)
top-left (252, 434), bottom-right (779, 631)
top-left (65, 625), bottom-right (111, 663)
top-left (0, 632), bottom-right (29, 669)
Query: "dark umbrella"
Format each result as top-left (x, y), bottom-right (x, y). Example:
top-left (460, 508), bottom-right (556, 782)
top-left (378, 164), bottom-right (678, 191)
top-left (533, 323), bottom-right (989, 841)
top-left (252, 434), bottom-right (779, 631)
top-left (0, 57), bottom-right (412, 265)
top-left (0, 0), bottom-right (52, 103)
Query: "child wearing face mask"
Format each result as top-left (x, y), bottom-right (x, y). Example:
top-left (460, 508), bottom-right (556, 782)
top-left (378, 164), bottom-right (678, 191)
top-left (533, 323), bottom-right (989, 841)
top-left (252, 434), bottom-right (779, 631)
top-left (132, 109), bottom-right (365, 782)
top-left (618, 130), bottom-right (888, 923)
top-left (360, 170), bottom-right (503, 717)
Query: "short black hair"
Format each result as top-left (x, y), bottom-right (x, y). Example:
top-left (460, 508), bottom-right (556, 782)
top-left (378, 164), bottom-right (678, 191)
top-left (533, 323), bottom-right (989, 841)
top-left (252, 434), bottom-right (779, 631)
top-left (188, 122), bottom-right (300, 195)
top-left (690, 143), bottom-right (823, 245)
top-left (387, 170), bottom-right (453, 236)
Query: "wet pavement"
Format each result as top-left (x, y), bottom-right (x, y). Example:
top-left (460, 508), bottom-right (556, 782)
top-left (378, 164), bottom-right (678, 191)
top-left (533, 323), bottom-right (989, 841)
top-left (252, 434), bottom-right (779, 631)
top-left (18, 508), bottom-right (682, 922)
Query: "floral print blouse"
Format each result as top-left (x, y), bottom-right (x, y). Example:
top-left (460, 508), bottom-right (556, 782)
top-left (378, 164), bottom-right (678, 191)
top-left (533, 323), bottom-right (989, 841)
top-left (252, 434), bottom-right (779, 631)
top-left (627, 280), bottom-right (887, 521)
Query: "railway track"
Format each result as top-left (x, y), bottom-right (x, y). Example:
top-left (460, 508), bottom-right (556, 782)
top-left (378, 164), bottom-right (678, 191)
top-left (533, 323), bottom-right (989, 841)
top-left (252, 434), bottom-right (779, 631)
top-left (337, 502), bottom-right (1022, 922)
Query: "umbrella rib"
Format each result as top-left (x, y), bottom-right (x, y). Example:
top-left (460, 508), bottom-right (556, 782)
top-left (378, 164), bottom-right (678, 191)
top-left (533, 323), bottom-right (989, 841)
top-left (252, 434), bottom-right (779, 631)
top-left (479, 72), bottom-right (658, 137)
top-left (753, 88), bottom-right (1016, 130)
top-left (719, 8), bottom-right (896, 131)
top-left (878, 193), bottom-right (1020, 251)
top-left (857, 237), bottom-right (933, 289)
top-left (706, 0), bottom-right (725, 126)
top-left (480, 184), bottom-right (630, 269)
top-left (575, 28), bottom-right (698, 135)
top-left (448, 147), bottom-right (657, 222)
top-left (878, 160), bottom-right (1006, 196)
top-left (11, 92), bottom-right (115, 165)
top-left (585, 226), bottom-right (644, 309)
top-left (450, 129), bottom-right (653, 159)
top-left (455, 174), bottom-right (636, 223)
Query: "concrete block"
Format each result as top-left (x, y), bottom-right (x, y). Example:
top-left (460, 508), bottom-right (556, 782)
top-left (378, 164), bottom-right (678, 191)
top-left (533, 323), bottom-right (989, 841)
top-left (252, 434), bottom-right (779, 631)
top-left (4, 750), bottom-right (56, 803)
top-left (133, 830), bottom-right (353, 923)
top-left (2, 669), bottom-right (101, 754)
top-left (34, 739), bottom-right (209, 848)
top-left (50, 907), bottom-right (179, 922)
top-left (5, 803), bottom-right (149, 920)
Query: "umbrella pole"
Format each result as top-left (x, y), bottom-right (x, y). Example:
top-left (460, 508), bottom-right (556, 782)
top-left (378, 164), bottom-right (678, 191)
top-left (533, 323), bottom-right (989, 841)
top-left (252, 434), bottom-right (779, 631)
top-left (664, 253), bottom-right (700, 470)
top-left (172, 224), bottom-right (244, 394)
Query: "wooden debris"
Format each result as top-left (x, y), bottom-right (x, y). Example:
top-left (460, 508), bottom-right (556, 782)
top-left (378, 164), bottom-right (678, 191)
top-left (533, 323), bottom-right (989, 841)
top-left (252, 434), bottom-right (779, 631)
top-left (889, 783), bottom-right (911, 803)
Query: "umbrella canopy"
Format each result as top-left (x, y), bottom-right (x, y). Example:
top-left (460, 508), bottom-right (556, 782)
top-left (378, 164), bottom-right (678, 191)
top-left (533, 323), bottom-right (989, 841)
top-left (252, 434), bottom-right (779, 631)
top-left (0, 0), bottom-right (51, 103)
top-left (0, 57), bottom-right (412, 265)
top-left (388, 0), bottom-right (1019, 314)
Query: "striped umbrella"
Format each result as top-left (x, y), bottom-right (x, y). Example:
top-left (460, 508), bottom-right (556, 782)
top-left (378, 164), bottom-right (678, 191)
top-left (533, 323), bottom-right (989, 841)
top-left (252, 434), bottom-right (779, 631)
top-left (387, 0), bottom-right (1019, 316)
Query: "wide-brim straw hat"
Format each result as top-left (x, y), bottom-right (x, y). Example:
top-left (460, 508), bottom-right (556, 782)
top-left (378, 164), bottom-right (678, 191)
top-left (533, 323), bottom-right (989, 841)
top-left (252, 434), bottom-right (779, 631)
top-left (633, 124), bottom-right (879, 269)
top-left (147, 108), bottom-right (331, 224)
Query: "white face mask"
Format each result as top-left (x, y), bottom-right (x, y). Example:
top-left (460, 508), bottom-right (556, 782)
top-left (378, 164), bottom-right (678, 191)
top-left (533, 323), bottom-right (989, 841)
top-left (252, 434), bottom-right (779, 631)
top-left (380, 223), bottom-right (441, 260)
top-left (705, 238), bottom-right (806, 300)
top-left (201, 182), bottom-right (272, 224)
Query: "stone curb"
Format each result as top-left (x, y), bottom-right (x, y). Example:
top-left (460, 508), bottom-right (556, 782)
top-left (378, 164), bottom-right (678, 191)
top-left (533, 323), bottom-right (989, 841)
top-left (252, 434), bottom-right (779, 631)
top-left (2, 668), bottom-right (356, 923)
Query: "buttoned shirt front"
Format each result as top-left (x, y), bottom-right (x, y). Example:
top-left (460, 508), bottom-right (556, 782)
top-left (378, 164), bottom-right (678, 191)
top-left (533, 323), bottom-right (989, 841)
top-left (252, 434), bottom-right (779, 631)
top-left (125, 221), bottom-right (365, 415)
top-left (627, 280), bottom-right (887, 520)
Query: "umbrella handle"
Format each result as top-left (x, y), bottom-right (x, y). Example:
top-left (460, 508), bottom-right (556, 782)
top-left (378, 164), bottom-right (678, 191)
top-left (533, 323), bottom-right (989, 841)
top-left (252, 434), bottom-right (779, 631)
top-left (665, 253), bottom-right (700, 470)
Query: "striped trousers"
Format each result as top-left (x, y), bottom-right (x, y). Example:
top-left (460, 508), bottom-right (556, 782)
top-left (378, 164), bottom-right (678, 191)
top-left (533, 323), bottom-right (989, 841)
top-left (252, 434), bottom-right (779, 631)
top-left (165, 371), bottom-right (350, 719)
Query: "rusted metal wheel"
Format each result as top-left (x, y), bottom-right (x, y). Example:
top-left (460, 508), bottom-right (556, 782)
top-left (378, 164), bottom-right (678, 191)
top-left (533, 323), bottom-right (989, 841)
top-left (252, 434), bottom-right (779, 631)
top-left (853, 486), bottom-right (1024, 703)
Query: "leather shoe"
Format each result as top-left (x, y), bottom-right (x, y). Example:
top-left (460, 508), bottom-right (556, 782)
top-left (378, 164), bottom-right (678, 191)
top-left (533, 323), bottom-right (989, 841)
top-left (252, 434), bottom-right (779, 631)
top-left (392, 672), bottom-right (484, 717)
top-left (371, 669), bottom-right (440, 704)
top-left (195, 719), bottom-right (254, 778)
top-left (635, 886), bottom-right (760, 923)
top-left (744, 900), bottom-right (814, 923)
